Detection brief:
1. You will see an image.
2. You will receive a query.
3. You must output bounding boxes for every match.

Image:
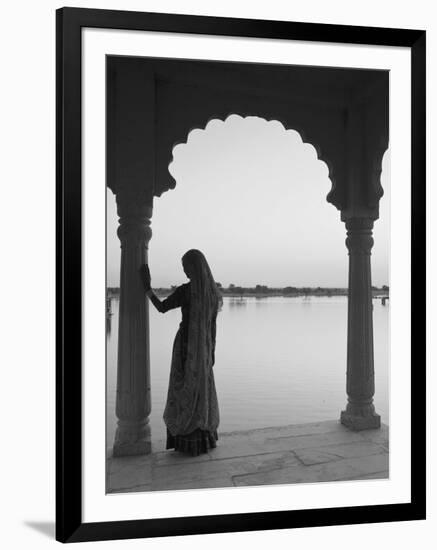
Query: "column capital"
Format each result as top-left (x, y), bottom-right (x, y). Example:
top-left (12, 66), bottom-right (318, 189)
top-left (116, 189), bottom-right (153, 218)
top-left (345, 218), bottom-right (374, 256)
top-left (115, 190), bottom-right (153, 247)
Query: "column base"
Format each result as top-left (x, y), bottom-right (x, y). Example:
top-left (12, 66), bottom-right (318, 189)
top-left (112, 419), bottom-right (151, 457)
top-left (340, 410), bottom-right (381, 431)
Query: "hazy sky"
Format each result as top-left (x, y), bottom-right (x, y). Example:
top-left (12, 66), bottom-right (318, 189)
top-left (107, 115), bottom-right (390, 288)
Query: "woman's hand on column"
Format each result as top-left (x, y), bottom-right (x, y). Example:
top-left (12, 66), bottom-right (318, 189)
top-left (139, 264), bottom-right (152, 292)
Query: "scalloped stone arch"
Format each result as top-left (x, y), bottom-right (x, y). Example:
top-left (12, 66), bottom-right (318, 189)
top-left (171, 114), bottom-right (333, 186)
top-left (156, 113), bottom-right (343, 212)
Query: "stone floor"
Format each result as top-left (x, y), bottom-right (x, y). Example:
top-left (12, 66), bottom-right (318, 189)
top-left (106, 420), bottom-right (389, 493)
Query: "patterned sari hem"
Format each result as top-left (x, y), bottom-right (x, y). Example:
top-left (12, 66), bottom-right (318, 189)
top-left (166, 428), bottom-right (218, 456)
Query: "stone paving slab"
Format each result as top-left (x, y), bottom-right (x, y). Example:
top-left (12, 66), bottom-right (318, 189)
top-left (152, 451), bottom-right (300, 491)
top-left (108, 454), bottom-right (152, 492)
top-left (360, 425), bottom-right (389, 449)
top-left (153, 449), bottom-right (214, 467)
top-left (107, 420), bottom-right (389, 494)
top-left (350, 471), bottom-right (389, 480)
top-left (262, 430), bottom-right (368, 453)
top-left (293, 440), bottom-right (386, 465)
top-left (232, 453), bottom-right (389, 487)
top-left (153, 476), bottom-right (235, 491)
top-left (219, 420), bottom-right (342, 439)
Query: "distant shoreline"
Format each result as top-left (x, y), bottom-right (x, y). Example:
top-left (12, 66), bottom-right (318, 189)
top-left (107, 287), bottom-right (389, 299)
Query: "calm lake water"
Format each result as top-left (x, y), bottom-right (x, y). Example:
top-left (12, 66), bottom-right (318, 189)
top-left (106, 296), bottom-right (389, 447)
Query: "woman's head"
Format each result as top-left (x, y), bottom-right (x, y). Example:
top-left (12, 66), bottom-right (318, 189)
top-left (182, 249), bottom-right (206, 280)
top-left (181, 249), bottom-right (222, 310)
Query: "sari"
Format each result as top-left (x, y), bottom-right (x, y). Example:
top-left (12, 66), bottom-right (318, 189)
top-left (152, 250), bottom-right (221, 456)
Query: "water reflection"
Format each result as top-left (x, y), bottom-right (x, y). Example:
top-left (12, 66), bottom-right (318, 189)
top-left (106, 316), bottom-right (112, 336)
top-left (106, 296), bottom-right (113, 335)
top-left (228, 297), bottom-right (247, 306)
top-left (106, 296), bottom-right (389, 448)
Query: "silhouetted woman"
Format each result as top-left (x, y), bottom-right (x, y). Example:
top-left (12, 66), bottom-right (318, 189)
top-left (140, 249), bottom-right (221, 456)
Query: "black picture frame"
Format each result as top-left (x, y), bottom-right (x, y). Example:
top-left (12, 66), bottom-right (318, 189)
top-left (56, 7), bottom-right (426, 543)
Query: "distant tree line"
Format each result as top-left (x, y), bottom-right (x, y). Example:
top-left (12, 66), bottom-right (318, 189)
top-left (107, 283), bottom-right (389, 297)
top-left (216, 284), bottom-right (346, 297)
top-left (216, 283), bottom-right (389, 297)
top-left (107, 287), bottom-right (120, 296)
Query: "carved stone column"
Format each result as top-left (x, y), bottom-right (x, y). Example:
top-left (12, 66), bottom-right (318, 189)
top-left (341, 218), bottom-right (381, 430)
top-left (113, 192), bottom-right (153, 456)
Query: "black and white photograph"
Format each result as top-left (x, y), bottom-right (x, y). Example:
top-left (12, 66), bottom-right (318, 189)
top-left (105, 56), bottom-right (391, 493)
top-left (1, 0), bottom-right (433, 548)
top-left (50, 4), bottom-right (427, 545)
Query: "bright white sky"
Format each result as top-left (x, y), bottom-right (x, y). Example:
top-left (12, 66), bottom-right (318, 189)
top-left (107, 115), bottom-right (390, 288)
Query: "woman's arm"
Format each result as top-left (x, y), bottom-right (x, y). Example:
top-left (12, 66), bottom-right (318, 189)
top-left (148, 287), bottom-right (184, 313)
top-left (139, 264), bottom-right (151, 292)
top-left (139, 265), bottom-right (185, 313)
top-left (140, 264), bottom-right (164, 312)
top-left (147, 289), bottom-right (167, 313)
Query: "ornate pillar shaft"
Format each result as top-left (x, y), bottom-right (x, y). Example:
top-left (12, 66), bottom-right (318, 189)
top-left (113, 193), bottom-right (153, 456)
top-left (341, 218), bottom-right (381, 430)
